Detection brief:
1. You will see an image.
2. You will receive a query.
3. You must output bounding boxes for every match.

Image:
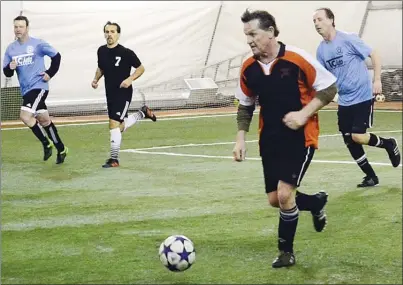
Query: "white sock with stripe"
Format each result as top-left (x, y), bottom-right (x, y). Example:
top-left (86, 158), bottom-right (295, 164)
top-left (110, 128), bottom-right (122, 160)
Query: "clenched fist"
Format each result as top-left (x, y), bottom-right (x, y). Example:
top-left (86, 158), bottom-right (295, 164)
top-left (9, 59), bottom-right (17, 70)
top-left (91, 79), bottom-right (98, 89)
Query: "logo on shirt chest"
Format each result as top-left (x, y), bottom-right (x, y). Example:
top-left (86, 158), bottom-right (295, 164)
top-left (13, 53), bottom-right (35, 67)
top-left (326, 55), bottom-right (344, 69)
top-left (26, 45), bottom-right (34, 54)
top-left (279, 68), bottom-right (291, 78)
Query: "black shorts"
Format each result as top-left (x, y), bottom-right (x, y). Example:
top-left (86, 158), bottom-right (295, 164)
top-left (21, 89), bottom-right (49, 114)
top-left (106, 90), bottom-right (132, 122)
top-left (261, 145), bottom-right (315, 193)
top-left (338, 99), bottom-right (374, 134)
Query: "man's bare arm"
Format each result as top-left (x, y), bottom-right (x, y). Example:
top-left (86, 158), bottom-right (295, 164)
top-left (369, 49), bottom-right (382, 82)
top-left (129, 65), bottom-right (145, 82)
top-left (93, 67), bottom-right (104, 82)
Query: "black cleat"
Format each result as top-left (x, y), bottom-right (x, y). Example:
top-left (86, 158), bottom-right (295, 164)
top-left (312, 191), bottom-right (328, 232)
top-left (357, 175), bottom-right (379, 187)
top-left (102, 158), bottom-right (119, 168)
top-left (385, 138), bottom-right (401, 168)
top-left (141, 105), bottom-right (157, 122)
top-left (56, 147), bottom-right (68, 164)
top-left (43, 141), bottom-right (54, 161)
top-left (272, 251), bottom-right (296, 268)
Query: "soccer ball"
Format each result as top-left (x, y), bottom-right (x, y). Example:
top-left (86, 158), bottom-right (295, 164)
top-left (375, 94), bottom-right (386, 102)
top-left (159, 235), bottom-right (196, 272)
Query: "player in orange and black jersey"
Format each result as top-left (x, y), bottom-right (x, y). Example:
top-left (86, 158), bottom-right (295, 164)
top-left (233, 9), bottom-right (338, 268)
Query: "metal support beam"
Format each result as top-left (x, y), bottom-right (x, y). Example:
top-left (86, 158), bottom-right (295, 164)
top-left (203, 1), bottom-right (223, 68)
top-left (359, 1), bottom-right (372, 38)
top-left (369, 3), bottom-right (402, 10)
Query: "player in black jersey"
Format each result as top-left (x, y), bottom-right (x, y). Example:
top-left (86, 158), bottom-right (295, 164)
top-left (92, 21), bottom-right (156, 168)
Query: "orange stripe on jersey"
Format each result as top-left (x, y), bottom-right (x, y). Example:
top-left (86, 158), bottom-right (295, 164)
top-left (282, 50), bottom-right (320, 148)
top-left (240, 56), bottom-right (256, 97)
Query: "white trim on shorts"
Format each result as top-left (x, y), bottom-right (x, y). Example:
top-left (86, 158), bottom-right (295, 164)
top-left (21, 106), bottom-right (35, 114)
top-left (368, 102), bottom-right (373, 128)
top-left (35, 109), bottom-right (49, 115)
top-left (296, 147), bottom-right (311, 186)
top-left (21, 89), bottom-right (46, 114)
top-left (120, 101), bottom-right (130, 120)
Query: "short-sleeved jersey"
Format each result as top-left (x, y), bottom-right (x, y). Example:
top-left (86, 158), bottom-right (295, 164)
top-left (97, 44), bottom-right (141, 95)
top-left (2, 37), bottom-right (58, 96)
top-left (316, 30), bottom-right (373, 106)
top-left (236, 42), bottom-right (336, 152)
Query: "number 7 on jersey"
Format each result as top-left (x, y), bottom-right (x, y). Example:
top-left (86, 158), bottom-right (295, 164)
top-left (115, 56), bottom-right (121, 66)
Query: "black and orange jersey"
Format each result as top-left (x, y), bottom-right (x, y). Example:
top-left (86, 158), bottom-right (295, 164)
top-left (236, 42), bottom-right (336, 151)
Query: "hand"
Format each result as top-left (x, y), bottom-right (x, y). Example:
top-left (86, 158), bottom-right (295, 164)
top-left (283, 111), bottom-right (308, 130)
top-left (120, 78), bottom-right (132, 88)
top-left (9, 59), bottom-right (17, 70)
top-left (91, 80), bottom-right (98, 89)
top-left (40, 72), bottom-right (50, 82)
top-left (373, 79), bottom-right (382, 95)
top-left (233, 139), bottom-right (246, 162)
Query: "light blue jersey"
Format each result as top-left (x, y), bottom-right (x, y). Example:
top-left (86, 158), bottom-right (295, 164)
top-left (2, 37), bottom-right (58, 96)
top-left (316, 31), bottom-right (373, 106)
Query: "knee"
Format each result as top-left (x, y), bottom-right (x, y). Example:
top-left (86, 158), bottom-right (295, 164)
top-left (37, 114), bottom-right (51, 127)
top-left (19, 111), bottom-right (35, 126)
top-left (351, 133), bottom-right (367, 144)
top-left (109, 120), bottom-right (120, 130)
top-left (277, 182), bottom-right (295, 206)
top-left (277, 189), bottom-right (293, 206)
top-left (342, 132), bottom-right (353, 146)
top-left (267, 192), bottom-right (279, 208)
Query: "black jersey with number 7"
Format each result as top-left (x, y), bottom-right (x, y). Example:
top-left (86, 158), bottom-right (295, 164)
top-left (97, 44), bottom-right (141, 93)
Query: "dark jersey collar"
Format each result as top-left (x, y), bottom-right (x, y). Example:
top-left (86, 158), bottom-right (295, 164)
top-left (277, 41), bottom-right (286, 57)
top-left (253, 41), bottom-right (286, 61)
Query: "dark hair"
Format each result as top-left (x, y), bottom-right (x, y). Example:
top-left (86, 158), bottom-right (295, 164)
top-left (14, 15), bottom-right (29, 27)
top-left (316, 7), bottom-right (335, 27)
top-left (241, 9), bottom-right (279, 37)
top-left (104, 21), bottom-right (121, 33)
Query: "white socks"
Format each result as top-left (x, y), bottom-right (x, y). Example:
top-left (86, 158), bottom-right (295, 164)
top-left (110, 128), bottom-right (122, 159)
top-left (123, 111), bottom-right (144, 132)
top-left (112, 110), bottom-right (146, 160)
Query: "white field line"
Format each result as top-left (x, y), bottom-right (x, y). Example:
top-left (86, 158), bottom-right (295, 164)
top-left (122, 130), bottom-right (402, 151)
top-left (2, 109), bottom-right (401, 131)
top-left (1, 113), bottom-right (237, 130)
top-left (122, 149), bottom-right (402, 167)
top-left (121, 130), bottom-right (402, 167)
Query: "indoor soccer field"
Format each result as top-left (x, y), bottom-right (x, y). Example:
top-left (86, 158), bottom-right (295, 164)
top-left (1, 109), bottom-right (402, 284)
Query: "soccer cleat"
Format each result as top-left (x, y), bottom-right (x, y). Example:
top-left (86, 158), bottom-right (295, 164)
top-left (312, 191), bottom-right (328, 232)
top-left (272, 251), bottom-right (296, 268)
top-left (102, 158), bottom-right (119, 168)
top-left (56, 147), bottom-right (68, 164)
top-left (43, 140), bottom-right (54, 161)
top-left (385, 138), bottom-right (401, 168)
top-left (357, 175), bottom-right (379, 187)
top-left (141, 105), bottom-right (157, 122)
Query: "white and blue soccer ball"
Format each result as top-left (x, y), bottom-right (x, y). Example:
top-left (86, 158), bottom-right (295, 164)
top-left (375, 94), bottom-right (386, 102)
top-left (159, 235), bottom-right (196, 272)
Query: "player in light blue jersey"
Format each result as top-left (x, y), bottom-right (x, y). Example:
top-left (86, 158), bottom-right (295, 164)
top-left (313, 8), bottom-right (400, 187)
top-left (3, 15), bottom-right (68, 164)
